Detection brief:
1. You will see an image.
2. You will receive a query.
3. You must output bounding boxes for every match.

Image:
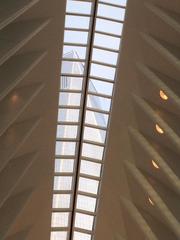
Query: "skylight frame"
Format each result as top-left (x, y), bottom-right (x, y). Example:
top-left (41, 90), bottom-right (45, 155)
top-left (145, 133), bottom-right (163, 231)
top-left (51, 0), bottom-right (127, 239)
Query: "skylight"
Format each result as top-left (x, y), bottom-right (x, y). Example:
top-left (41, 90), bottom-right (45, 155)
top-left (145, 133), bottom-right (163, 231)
top-left (51, 0), bottom-right (127, 239)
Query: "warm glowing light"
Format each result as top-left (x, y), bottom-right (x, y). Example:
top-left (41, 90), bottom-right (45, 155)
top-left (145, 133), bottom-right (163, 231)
top-left (148, 197), bottom-right (154, 206)
top-left (11, 93), bottom-right (19, 103)
top-left (155, 124), bottom-right (164, 134)
top-left (159, 90), bottom-right (168, 101)
top-left (152, 160), bottom-right (159, 169)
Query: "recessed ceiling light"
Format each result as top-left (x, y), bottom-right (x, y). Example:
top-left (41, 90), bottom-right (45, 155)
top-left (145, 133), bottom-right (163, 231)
top-left (159, 90), bottom-right (168, 101)
top-left (155, 124), bottom-right (164, 134)
top-left (152, 160), bottom-right (159, 169)
top-left (148, 197), bottom-right (154, 206)
top-left (11, 93), bottom-right (19, 103)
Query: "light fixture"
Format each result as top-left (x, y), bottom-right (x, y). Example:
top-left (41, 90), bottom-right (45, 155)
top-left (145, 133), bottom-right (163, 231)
top-left (152, 160), bottom-right (159, 169)
top-left (148, 197), bottom-right (154, 206)
top-left (159, 90), bottom-right (168, 101)
top-left (155, 124), bottom-right (164, 134)
top-left (11, 93), bottom-right (19, 103)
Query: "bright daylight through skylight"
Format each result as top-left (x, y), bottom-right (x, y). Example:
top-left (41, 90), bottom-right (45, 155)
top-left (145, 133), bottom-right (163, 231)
top-left (51, 0), bottom-right (127, 239)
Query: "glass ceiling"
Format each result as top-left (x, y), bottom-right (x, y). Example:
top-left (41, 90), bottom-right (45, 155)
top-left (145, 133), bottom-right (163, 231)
top-left (51, 0), bottom-right (127, 239)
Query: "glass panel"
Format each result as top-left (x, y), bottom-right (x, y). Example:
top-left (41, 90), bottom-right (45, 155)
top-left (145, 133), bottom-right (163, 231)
top-left (64, 31), bottom-right (88, 44)
top-left (85, 110), bottom-right (109, 127)
top-left (58, 109), bottom-right (80, 122)
top-left (54, 159), bottom-right (74, 173)
top-left (92, 48), bottom-right (118, 65)
top-left (65, 15), bottom-right (90, 29)
top-left (96, 18), bottom-right (123, 36)
top-left (55, 141), bottom-right (76, 155)
top-left (83, 127), bottom-right (106, 143)
top-left (80, 160), bottom-right (101, 177)
top-left (82, 143), bottom-right (104, 160)
top-left (53, 176), bottom-right (73, 191)
top-left (51, 212), bottom-right (69, 227)
top-left (76, 194), bottom-right (97, 212)
top-left (94, 32), bottom-right (120, 50)
top-left (75, 213), bottom-right (94, 230)
top-left (60, 76), bottom-right (83, 90)
top-left (100, 0), bottom-right (127, 6)
top-left (63, 46), bottom-right (87, 59)
top-left (90, 63), bottom-right (116, 80)
top-left (57, 125), bottom-right (78, 139)
top-left (61, 61), bottom-right (85, 75)
top-left (87, 94), bottom-right (111, 111)
top-left (66, 0), bottom-right (92, 14)
top-left (73, 231), bottom-right (91, 240)
top-left (52, 194), bottom-right (71, 208)
top-left (51, 231), bottom-right (67, 240)
top-left (78, 177), bottom-right (99, 194)
top-left (89, 79), bottom-right (113, 96)
top-left (59, 93), bottom-right (81, 106)
top-left (97, 4), bottom-right (125, 21)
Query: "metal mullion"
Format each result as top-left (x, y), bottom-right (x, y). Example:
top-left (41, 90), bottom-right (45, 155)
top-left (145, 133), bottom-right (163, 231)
top-left (75, 209), bottom-right (96, 217)
top-left (57, 121), bottom-right (79, 126)
top-left (59, 89), bottom-right (82, 94)
top-left (63, 42), bottom-right (88, 47)
top-left (77, 190), bottom-right (98, 198)
top-left (53, 190), bottom-right (73, 194)
top-left (61, 73), bottom-right (85, 78)
top-left (62, 57), bottom-right (85, 62)
top-left (86, 106), bottom-right (110, 115)
top-left (80, 156), bottom-right (103, 164)
top-left (70, 1), bottom-right (99, 238)
top-left (51, 227), bottom-right (70, 231)
top-left (55, 155), bottom-right (77, 159)
top-left (79, 173), bottom-right (101, 181)
top-left (95, 29), bottom-right (121, 38)
top-left (98, 1), bottom-right (126, 9)
top-left (96, 15), bottom-right (124, 24)
top-left (65, 27), bottom-right (90, 32)
top-left (84, 123), bottom-right (107, 131)
top-left (93, 44), bottom-right (119, 53)
top-left (83, 139), bottom-right (105, 147)
top-left (73, 227), bottom-right (93, 235)
top-left (54, 172), bottom-right (74, 177)
top-left (87, 91), bottom-right (112, 99)
top-left (66, 12), bottom-right (92, 17)
top-left (52, 208), bottom-right (73, 213)
top-left (91, 59), bottom-right (117, 68)
top-left (58, 105), bottom-right (80, 109)
top-left (88, 75), bottom-right (114, 83)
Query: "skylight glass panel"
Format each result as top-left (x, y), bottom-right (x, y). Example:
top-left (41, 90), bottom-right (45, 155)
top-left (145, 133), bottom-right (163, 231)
top-left (51, 212), bottom-right (70, 228)
top-left (89, 79), bottom-right (113, 96)
top-left (60, 76), bottom-right (83, 90)
top-left (76, 194), bottom-right (97, 212)
top-left (73, 231), bottom-right (91, 240)
top-left (90, 63), bottom-right (116, 80)
top-left (96, 18), bottom-right (123, 36)
top-left (94, 33), bottom-right (121, 50)
top-left (54, 159), bottom-right (74, 173)
top-left (52, 194), bottom-right (71, 209)
top-left (97, 4), bottom-right (126, 21)
top-left (85, 110), bottom-right (109, 127)
top-left (87, 95), bottom-right (111, 112)
top-left (61, 61), bottom-right (85, 75)
top-left (92, 48), bottom-right (118, 65)
top-left (83, 127), bottom-right (106, 143)
top-left (63, 46), bottom-right (87, 60)
top-left (55, 141), bottom-right (76, 156)
top-left (78, 177), bottom-right (99, 194)
top-left (74, 213), bottom-right (94, 230)
top-left (64, 31), bottom-right (88, 44)
top-left (65, 15), bottom-right (90, 30)
top-left (59, 93), bottom-right (81, 106)
top-left (80, 160), bottom-right (101, 177)
top-left (82, 143), bottom-right (104, 160)
top-left (66, 0), bottom-right (92, 15)
top-left (56, 125), bottom-right (78, 139)
top-left (58, 109), bottom-right (80, 122)
top-left (54, 176), bottom-right (73, 191)
top-left (51, 231), bottom-right (67, 240)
